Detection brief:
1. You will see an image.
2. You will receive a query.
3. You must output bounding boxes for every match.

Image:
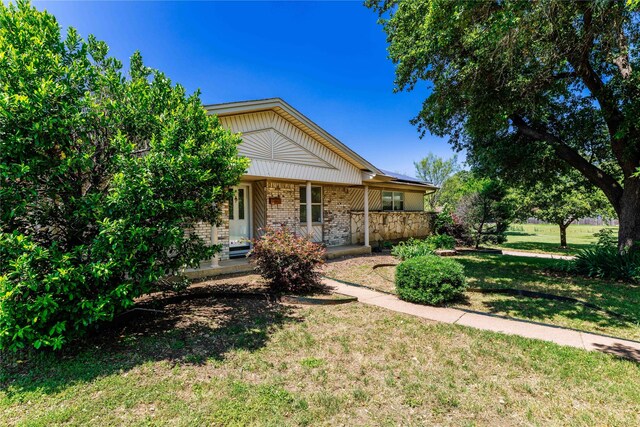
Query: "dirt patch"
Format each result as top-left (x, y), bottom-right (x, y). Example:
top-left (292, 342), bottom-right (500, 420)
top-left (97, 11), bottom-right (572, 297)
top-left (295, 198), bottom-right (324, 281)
top-left (322, 254), bottom-right (398, 294)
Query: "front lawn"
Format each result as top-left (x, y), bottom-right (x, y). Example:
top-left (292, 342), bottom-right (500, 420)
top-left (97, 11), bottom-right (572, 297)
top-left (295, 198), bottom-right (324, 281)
top-left (324, 253), bottom-right (640, 341)
top-left (497, 223), bottom-right (618, 255)
top-left (2, 290), bottom-right (639, 426)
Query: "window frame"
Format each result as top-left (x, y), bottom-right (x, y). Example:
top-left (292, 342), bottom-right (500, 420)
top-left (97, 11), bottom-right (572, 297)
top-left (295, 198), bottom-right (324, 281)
top-left (382, 191), bottom-right (405, 211)
top-left (299, 185), bottom-right (323, 224)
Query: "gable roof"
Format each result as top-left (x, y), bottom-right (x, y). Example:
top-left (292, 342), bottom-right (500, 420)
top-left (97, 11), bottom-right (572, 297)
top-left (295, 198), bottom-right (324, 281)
top-left (204, 98), bottom-right (438, 191)
top-left (204, 98), bottom-right (382, 175)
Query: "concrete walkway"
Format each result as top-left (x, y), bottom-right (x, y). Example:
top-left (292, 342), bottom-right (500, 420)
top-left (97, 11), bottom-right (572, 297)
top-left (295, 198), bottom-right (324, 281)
top-left (501, 250), bottom-right (575, 261)
top-left (324, 278), bottom-right (640, 362)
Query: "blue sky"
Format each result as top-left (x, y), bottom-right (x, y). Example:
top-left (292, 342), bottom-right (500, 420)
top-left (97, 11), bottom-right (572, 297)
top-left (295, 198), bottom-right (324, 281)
top-left (33, 1), bottom-right (461, 177)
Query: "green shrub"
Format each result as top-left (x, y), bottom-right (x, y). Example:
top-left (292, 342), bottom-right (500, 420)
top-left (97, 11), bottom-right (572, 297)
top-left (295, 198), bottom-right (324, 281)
top-left (427, 234), bottom-right (456, 250)
top-left (250, 228), bottom-right (326, 293)
top-left (0, 3), bottom-right (247, 352)
top-left (568, 229), bottom-right (640, 283)
top-left (395, 255), bottom-right (467, 305)
top-left (391, 238), bottom-right (435, 260)
top-left (391, 234), bottom-right (456, 260)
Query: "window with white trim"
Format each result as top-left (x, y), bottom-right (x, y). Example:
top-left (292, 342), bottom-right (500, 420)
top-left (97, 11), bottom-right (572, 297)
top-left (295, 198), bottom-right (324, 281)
top-left (299, 186), bottom-right (322, 223)
top-left (382, 191), bottom-right (404, 211)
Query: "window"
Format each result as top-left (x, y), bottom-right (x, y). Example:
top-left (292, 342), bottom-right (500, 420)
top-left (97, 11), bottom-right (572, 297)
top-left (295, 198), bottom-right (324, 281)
top-left (299, 186), bottom-right (322, 223)
top-left (382, 191), bottom-right (404, 211)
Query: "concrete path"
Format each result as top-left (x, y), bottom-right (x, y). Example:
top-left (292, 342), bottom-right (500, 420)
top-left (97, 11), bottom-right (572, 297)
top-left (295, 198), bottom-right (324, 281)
top-left (501, 250), bottom-right (575, 261)
top-left (324, 278), bottom-right (640, 362)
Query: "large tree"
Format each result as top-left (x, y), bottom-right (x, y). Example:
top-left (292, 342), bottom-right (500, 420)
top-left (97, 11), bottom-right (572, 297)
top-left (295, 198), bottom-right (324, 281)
top-left (369, 0), bottom-right (640, 251)
top-left (414, 152), bottom-right (458, 210)
top-left (513, 172), bottom-right (613, 247)
top-left (0, 2), bottom-right (248, 351)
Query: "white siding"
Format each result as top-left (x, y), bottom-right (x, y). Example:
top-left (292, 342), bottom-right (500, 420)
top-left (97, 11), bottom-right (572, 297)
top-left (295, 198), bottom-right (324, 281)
top-left (404, 192), bottom-right (426, 211)
top-left (220, 112), bottom-right (362, 185)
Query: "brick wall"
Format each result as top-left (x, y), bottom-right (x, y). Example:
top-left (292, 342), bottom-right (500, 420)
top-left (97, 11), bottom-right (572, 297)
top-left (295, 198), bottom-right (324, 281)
top-left (265, 181), bottom-right (300, 231)
top-left (186, 201), bottom-right (230, 261)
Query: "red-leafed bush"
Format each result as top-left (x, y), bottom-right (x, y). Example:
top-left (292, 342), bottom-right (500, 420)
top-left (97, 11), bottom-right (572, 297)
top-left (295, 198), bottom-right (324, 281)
top-left (250, 227), bottom-right (326, 293)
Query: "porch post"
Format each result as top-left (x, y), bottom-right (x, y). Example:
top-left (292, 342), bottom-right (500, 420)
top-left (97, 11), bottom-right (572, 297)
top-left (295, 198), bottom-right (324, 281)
top-left (210, 222), bottom-right (219, 268)
top-left (364, 185), bottom-right (370, 247)
top-left (306, 181), bottom-right (312, 238)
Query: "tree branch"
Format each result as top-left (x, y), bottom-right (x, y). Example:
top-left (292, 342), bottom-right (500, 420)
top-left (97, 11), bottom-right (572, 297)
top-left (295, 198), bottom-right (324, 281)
top-left (563, 6), bottom-right (634, 175)
top-left (510, 115), bottom-right (623, 214)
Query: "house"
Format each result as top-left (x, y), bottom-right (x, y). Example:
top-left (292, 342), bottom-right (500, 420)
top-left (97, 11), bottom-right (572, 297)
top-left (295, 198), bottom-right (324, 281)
top-left (190, 98), bottom-right (437, 265)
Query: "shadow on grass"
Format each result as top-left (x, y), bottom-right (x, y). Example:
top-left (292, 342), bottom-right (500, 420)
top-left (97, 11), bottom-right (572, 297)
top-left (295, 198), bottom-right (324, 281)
top-left (498, 240), bottom-right (591, 254)
top-left (0, 293), bottom-right (299, 398)
top-left (480, 296), bottom-right (630, 330)
top-left (454, 254), bottom-right (640, 330)
top-left (504, 231), bottom-right (536, 236)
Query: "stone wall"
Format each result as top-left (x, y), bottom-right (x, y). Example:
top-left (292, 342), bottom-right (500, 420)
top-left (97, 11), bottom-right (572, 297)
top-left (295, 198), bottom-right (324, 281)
top-left (323, 185), bottom-right (351, 246)
top-left (350, 211), bottom-right (434, 244)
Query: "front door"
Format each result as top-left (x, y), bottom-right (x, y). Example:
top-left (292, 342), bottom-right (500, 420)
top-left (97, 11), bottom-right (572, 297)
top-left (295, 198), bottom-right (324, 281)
top-left (229, 185), bottom-right (251, 257)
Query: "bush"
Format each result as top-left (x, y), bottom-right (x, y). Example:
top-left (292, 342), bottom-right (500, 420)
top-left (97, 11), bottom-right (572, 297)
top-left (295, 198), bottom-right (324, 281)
top-left (391, 238), bottom-right (435, 260)
top-left (395, 255), bottom-right (467, 305)
top-left (428, 234), bottom-right (456, 250)
top-left (0, 3), bottom-right (247, 352)
top-left (568, 229), bottom-right (640, 283)
top-left (433, 211), bottom-right (474, 246)
top-left (391, 234), bottom-right (456, 260)
top-left (250, 228), bottom-right (326, 293)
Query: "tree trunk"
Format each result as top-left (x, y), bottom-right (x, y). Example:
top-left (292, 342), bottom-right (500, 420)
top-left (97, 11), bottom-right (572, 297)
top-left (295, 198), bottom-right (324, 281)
top-left (618, 176), bottom-right (640, 252)
top-left (559, 223), bottom-right (568, 248)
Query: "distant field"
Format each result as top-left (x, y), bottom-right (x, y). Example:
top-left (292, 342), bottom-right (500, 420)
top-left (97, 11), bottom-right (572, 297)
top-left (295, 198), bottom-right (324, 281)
top-left (498, 223), bottom-right (618, 255)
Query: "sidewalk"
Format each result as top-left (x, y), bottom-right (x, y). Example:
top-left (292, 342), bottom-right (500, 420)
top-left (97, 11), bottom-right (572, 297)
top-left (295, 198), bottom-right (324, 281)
top-left (323, 277), bottom-right (640, 362)
top-left (501, 250), bottom-right (575, 261)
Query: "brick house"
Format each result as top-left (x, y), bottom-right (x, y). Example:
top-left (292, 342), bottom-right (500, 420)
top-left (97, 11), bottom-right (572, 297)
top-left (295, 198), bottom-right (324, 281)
top-left (192, 98), bottom-right (437, 264)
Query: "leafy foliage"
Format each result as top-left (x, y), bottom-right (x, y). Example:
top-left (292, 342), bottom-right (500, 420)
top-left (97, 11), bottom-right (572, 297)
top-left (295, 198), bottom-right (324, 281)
top-left (567, 229), bottom-right (640, 283)
top-left (395, 255), bottom-right (467, 305)
top-left (368, 0), bottom-right (640, 250)
top-left (414, 153), bottom-right (459, 210)
top-left (433, 211), bottom-right (473, 247)
top-left (250, 227), bottom-right (326, 293)
top-left (391, 234), bottom-right (456, 260)
top-left (512, 170), bottom-right (614, 247)
top-left (454, 180), bottom-right (514, 248)
top-left (0, 2), bottom-right (248, 351)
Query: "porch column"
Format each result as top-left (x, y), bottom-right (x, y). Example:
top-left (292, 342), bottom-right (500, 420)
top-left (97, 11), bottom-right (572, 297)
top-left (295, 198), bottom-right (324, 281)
top-left (364, 185), bottom-right (370, 247)
top-left (306, 181), bottom-right (312, 238)
top-left (210, 222), bottom-right (219, 268)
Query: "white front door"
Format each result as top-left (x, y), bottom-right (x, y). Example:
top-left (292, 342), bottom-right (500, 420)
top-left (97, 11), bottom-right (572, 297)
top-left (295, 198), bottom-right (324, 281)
top-left (229, 185), bottom-right (251, 257)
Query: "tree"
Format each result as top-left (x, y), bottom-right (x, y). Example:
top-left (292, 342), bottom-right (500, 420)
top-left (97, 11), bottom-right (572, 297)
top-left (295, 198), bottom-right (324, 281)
top-left (0, 2), bottom-right (248, 351)
top-left (455, 179), bottom-right (514, 249)
top-left (414, 153), bottom-right (458, 210)
top-left (437, 170), bottom-right (483, 211)
top-left (368, 0), bottom-right (640, 251)
top-left (514, 173), bottom-right (613, 248)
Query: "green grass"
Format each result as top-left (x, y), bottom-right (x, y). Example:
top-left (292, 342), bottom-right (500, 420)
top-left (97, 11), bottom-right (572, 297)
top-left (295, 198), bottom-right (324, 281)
top-left (2, 299), bottom-right (640, 426)
top-left (497, 223), bottom-right (618, 255)
top-left (452, 253), bottom-right (640, 341)
top-left (325, 253), bottom-right (640, 341)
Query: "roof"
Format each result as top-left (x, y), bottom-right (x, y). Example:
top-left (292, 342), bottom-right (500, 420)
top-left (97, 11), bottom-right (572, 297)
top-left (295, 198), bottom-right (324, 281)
top-left (379, 169), bottom-right (433, 186)
top-left (204, 98), bottom-right (438, 191)
top-left (204, 98), bottom-right (382, 175)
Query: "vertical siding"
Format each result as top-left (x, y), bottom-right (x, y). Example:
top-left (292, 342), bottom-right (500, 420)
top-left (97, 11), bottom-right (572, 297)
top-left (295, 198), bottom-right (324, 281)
top-left (252, 180), bottom-right (267, 237)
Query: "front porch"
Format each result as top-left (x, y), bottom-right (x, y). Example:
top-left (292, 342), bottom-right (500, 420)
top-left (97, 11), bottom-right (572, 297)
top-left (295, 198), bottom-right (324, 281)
top-left (183, 244), bottom-right (372, 279)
